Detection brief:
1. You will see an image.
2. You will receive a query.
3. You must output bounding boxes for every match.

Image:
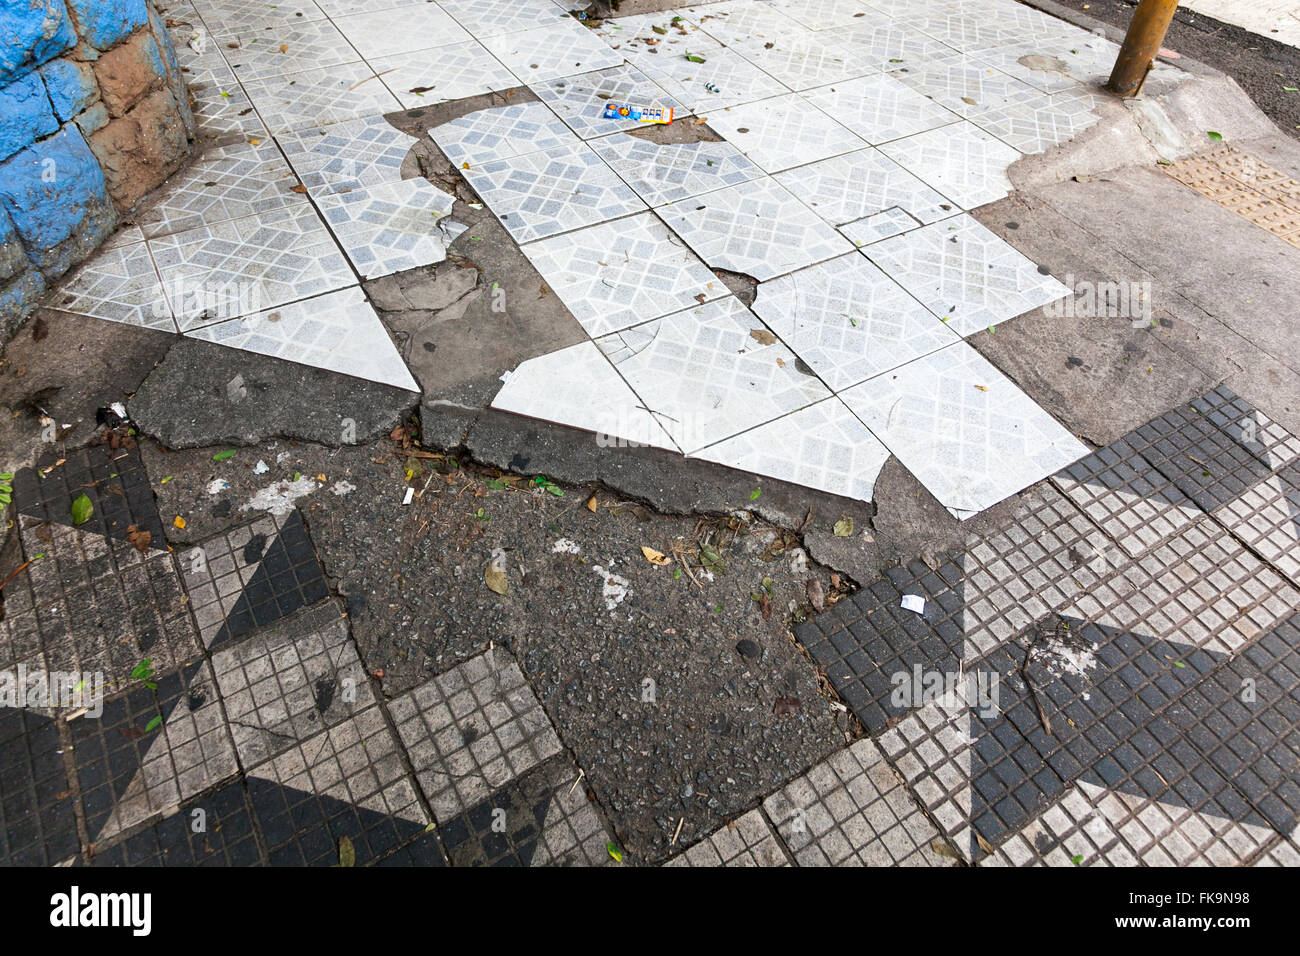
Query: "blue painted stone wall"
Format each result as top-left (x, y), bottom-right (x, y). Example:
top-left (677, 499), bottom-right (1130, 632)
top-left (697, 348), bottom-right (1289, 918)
top-left (0, 0), bottom-right (195, 338)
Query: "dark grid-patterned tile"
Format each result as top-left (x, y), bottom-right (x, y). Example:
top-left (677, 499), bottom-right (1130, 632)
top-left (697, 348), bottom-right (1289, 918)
top-left (665, 808), bottom-right (788, 867)
top-left (245, 707), bottom-right (430, 866)
top-left (71, 661), bottom-right (238, 846)
top-left (180, 509), bottom-right (330, 650)
top-left (1211, 463), bottom-right (1300, 587)
top-left (389, 648), bottom-right (563, 821)
top-left (1188, 384), bottom-right (1300, 474)
top-left (89, 780), bottom-right (262, 867)
top-left (1119, 398), bottom-right (1273, 512)
top-left (0, 708), bottom-right (79, 865)
top-left (1051, 436), bottom-right (1205, 561)
top-left (764, 738), bottom-right (949, 866)
top-left (438, 756), bottom-right (610, 867)
top-left (978, 784), bottom-right (1136, 866)
top-left (796, 557), bottom-right (966, 734)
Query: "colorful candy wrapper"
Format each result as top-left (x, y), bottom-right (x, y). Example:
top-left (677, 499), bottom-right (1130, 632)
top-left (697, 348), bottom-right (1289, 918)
top-left (603, 102), bottom-right (674, 124)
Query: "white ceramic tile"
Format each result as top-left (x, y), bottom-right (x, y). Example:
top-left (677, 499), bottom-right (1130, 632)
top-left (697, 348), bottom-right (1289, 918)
top-left (766, 0), bottom-right (880, 31)
top-left (222, 18), bottom-right (359, 80)
top-left (731, 32), bottom-right (871, 90)
top-left (752, 252), bottom-right (961, 390)
top-left (706, 92), bottom-right (866, 173)
top-left (878, 122), bottom-right (1021, 209)
top-left (240, 60), bottom-right (402, 134)
top-left (53, 238), bottom-right (175, 333)
top-left (182, 51), bottom-right (267, 140)
top-left (975, 35), bottom-right (1121, 94)
top-left (680, 1), bottom-right (802, 46)
top-left (890, 52), bottom-right (1042, 121)
top-left (521, 212), bottom-right (726, 337)
top-left (316, 178), bottom-right (458, 280)
top-left (372, 41), bottom-right (520, 109)
top-left (840, 207), bottom-right (927, 246)
top-left (694, 397), bottom-right (890, 502)
top-left (440, 0), bottom-right (574, 37)
top-left (430, 102), bottom-right (577, 168)
top-left (802, 74), bottom-right (960, 145)
top-left (657, 176), bottom-right (852, 280)
top-left (773, 147), bottom-right (957, 227)
top-left (461, 142), bottom-right (646, 243)
top-left (331, 5), bottom-right (471, 59)
top-left (149, 204), bottom-right (353, 329)
top-left (195, 0), bottom-right (326, 37)
top-left (596, 297), bottom-right (832, 453)
top-left (136, 140), bottom-right (305, 238)
top-left (864, 215), bottom-right (1070, 336)
top-left (531, 65), bottom-right (686, 139)
top-left (186, 287), bottom-right (418, 391)
top-left (492, 341), bottom-right (677, 450)
top-left (839, 342), bottom-right (1088, 518)
top-left (967, 88), bottom-right (1101, 154)
top-left (593, 10), bottom-right (725, 56)
top-left (482, 20), bottom-right (626, 84)
top-left (313, 0), bottom-right (424, 13)
top-left (590, 133), bottom-right (764, 206)
top-left (629, 47), bottom-right (790, 112)
top-left (836, 20), bottom-right (956, 73)
top-left (278, 115), bottom-right (418, 198)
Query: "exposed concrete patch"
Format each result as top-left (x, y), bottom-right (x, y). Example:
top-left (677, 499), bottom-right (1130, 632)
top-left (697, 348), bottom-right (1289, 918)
top-left (128, 338), bottom-right (417, 449)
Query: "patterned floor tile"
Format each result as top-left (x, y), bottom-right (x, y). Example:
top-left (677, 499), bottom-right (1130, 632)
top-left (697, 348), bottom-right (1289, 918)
top-left (774, 147), bottom-right (957, 228)
top-left (52, 236), bottom-right (174, 332)
top-left (901, 9), bottom-right (1077, 55)
top-left (1213, 468), bottom-right (1300, 585)
top-left (182, 51), bottom-right (267, 141)
top-left (331, 4), bottom-right (471, 59)
top-left (976, 35), bottom-right (1121, 95)
top-left (1189, 385), bottom-right (1300, 473)
top-left (840, 342), bottom-right (1089, 519)
top-left (194, 0), bottom-right (326, 37)
top-left (969, 88), bottom-right (1101, 155)
top-left (630, 47), bottom-right (791, 112)
top-left (278, 115), bottom-right (418, 198)
top-left (73, 661), bottom-right (238, 843)
top-left (389, 648), bottom-right (564, 821)
top-left (89, 778), bottom-right (262, 867)
top-left (372, 40), bottom-right (520, 109)
top-left (185, 287), bottom-right (419, 391)
top-left (693, 397), bottom-right (890, 503)
top-left (731, 32), bottom-right (872, 91)
top-left (766, 0), bottom-right (880, 31)
top-left (430, 101), bottom-right (576, 168)
top-left (704, 92), bottom-right (866, 173)
top-left (482, 20), bottom-right (625, 84)
top-left (802, 74), bottom-right (961, 146)
top-left (596, 297), bottom-right (832, 453)
top-left (211, 602), bottom-right (372, 767)
top-left (840, 206), bottom-right (928, 247)
top-left (246, 707), bottom-right (430, 864)
top-left (240, 60), bottom-right (402, 135)
top-left (492, 341), bottom-right (677, 451)
top-left (461, 141), bottom-right (646, 244)
top-left (665, 809), bottom-right (788, 866)
top-left (0, 709), bottom-right (81, 865)
top-left (679, 0), bottom-right (800, 47)
top-left (439, 0), bottom-right (571, 37)
top-left (531, 65), bottom-right (686, 140)
top-left (836, 20), bottom-right (956, 73)
top-left (520, 212), bottom-right (725, 337)
top-left (590, 133), bottom-right (764, 207)
top-left (657, 176), bottom-right (852, 280)
top-left (864, 215), bottom-right (1070, 336)
top-left (223, 17), bottom-right (359, 81)
top-left (178, 510), bottom-right (331, 651)
top-left (150, 205), bottom-right (353, 327)
top-left (594, 9), bottom-right (726, 57)
top-left (751, 252), bottom-right (959, 390)
top-left (890, 51), bottom-right (1041, 121)
top-left (764, 738), bottom-right (951, 865)
top-left (316, 177), bottom-right (458, 280)
top-left (879, 122), bottom-right (1022, 209)
top-left (980, 784), bottom-right (1137, 866)
top-left (136, 140), bottom-right (305, 238)
top-left (1051, 437), bottom-right (1204, 561)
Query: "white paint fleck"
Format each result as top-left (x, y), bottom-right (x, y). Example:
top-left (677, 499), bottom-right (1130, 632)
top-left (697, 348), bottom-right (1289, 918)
top-left (592, 565), bottom-right (630, 611)
top-left (331, 480), bottom-right (356, 497)
top-left (552, 538), bottom-right (581, 554)
top-left (206, 479), bottom-right (229, 495)
top-left (253, 460), bottom-right (269, 475)
top-left (240, 477), bottom-right (318, 516)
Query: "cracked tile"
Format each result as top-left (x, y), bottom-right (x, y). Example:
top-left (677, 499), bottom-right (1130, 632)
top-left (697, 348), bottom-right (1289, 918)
top-left (802, 73), bottom-right (961, 145)
top-left (278, 115), bottom-right (418, 198)
top-left (316, 178), bottom-right (458, 280)
top-left (240, 60), bottom-right (402, 135)
top-left (879, 122), bottom-right (1022, 209)
top-left (774, 147), bottom-right (957, 227)
top-left (482, 20), bottom-right (625, 84)
top-left (430, 101), bottom-right (577, 168)
top-left (705, 92), bottom-right (867, 173)
top-left (531, 65), bottom-right (686, 140)
top-left (590, 134), bottom-right (764, 207)
top-left (52, 235), bottom-right (175, 333)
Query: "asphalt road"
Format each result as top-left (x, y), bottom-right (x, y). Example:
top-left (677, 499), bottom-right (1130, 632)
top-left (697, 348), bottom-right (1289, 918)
top-left (1078, 0), bottom-right (1300, 138)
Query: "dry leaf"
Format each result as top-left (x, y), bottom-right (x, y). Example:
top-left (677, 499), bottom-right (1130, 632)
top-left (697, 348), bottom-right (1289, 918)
top-left (173, 515), bottom-right (187, 530)
top-left (279, 43), bottom-right (288, 53)
top-left (974, 384), bottom-right (989, 392)
top-left (126, 524), bottom-right (152, 553)
top-left (290, 184), bottom-right (308, 194)
top-left (484, 551), bottom-right (509, 595)
top-left (930, 840), bottom-right (962, 859)
top-left (749, 328), bottom-right (777, 346)
top-left (586, 495), bottom-right (597, 513)
top-left (641, 546), bottom-right (672, 566)
top-left (975, 832), bottom-right (995, 855)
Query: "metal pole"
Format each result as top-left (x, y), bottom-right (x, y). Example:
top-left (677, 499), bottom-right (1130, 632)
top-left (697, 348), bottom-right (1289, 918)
top-left (1107, 0), bottom-right (1180, 97)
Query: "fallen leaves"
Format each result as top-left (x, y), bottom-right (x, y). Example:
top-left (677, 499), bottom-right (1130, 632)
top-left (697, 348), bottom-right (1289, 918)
top-left (70, 493), bottom-right (92, 526)
top-left (126, 524), bottom-right (151, 553)
top-left (832, 517), bottom-right (853, 537)
top-left (749, 328), bottom-right (777, 346)
top-left (338, 835), bottom-right (355, 867)
top-left (173, 515), bottom-right (187, 530)
top-left (484, 550), bottom-right (509, 595)
top-left (641, 546), bottom-right (672, 566)
top-left (586, 495), bottom-right (598, 513)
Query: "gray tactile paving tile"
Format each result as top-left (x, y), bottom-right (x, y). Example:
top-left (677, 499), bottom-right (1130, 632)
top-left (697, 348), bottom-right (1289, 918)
top-left (978, 783), bottom-right (1137, 867)
top-left (1211, 464), bottom-right (1300, 587)
top-left (89, 779), bottom-right (262, 867)
top-left (665, 809), bottom-right (788, 867)
top-left (0, 709), bottom-right (79, 866)
top-left (764, 738), bottom-right (950, 865)
top-left (389, 648), bottom-right (563, 821)
top-left (1189, 384), bottom-right (1300, 474)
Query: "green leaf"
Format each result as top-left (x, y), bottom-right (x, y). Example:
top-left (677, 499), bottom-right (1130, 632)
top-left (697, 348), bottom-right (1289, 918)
top-left (606, 842), bottom-right (623, 863)
top-left (0, 493), bottom-right (10, 505)
top-left (1206, 130), bottom-right (1223, 142)
top-left (833, 517), bottom-right (853, 537)
top-left (0, 473), bottom-right (12, 480)
top-left (338, 835), bottom-right (356, 867)
top-left (652, 24), bottom-right (666, 34)
top-left (749, 488), bottom-right (761, 501)
top-left (673, 567), bottom-right (682, 580)
top-left (213, 449), bottom-right (237, 461)
top-left (70, 493), bottom-right (93, 526)
top-left (293, 471), bottom-right (302, 482)
top-left (1284, 86), bottom-right (1299, 92)
top-left (144, 715), bottom-right (162, 733)
top-left (131, 658), bottom-right (154, 681)
top-left (685, 51), bottom-right (706, 63)
top-left (1173, 660), bottom-right (1186, 669)
top-left (487, 479), bottom-right (509, 490)
top-left (160, 475), bottom-right (173, 484)
top-left (1071, 854), bottom-right (1084, 865)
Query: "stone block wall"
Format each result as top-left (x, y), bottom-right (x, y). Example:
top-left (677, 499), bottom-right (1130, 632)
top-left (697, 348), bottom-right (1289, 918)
top-left (0, 0), bottom-right (196, 337)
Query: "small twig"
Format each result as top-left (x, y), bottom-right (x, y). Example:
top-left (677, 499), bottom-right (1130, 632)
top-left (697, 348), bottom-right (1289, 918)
top-left (0, 557), bottom-right (38, 592)
top-left (671, 817), bottom-right (685, 845)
